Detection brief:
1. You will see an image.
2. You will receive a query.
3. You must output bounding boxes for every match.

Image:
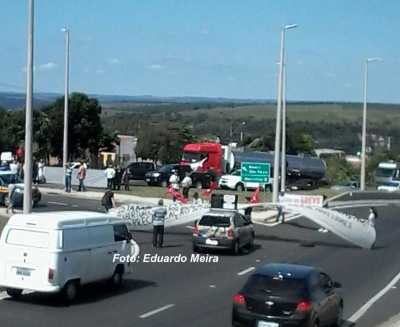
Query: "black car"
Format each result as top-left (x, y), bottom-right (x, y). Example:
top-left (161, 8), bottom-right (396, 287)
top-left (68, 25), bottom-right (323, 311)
top-left (146, 164), bottom-right (212, 189)
top-left (232, 263), bottom-right (343, 327)
top-left (124, 161), bottom-right (157, 181)
top-left (0, 172), bottom-right (42, 207)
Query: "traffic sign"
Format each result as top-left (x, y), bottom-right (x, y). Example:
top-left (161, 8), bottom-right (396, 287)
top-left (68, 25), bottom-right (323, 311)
top-left (241, 162), bottom-right (270, 183)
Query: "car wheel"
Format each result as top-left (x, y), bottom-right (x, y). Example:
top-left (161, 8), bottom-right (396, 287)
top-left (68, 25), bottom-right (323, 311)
top-left (109, 266), bottom-right (123, 288)
top-left (235, 183), bottom-right (244, 192)
top-left (332, 304), bottom-right (343, 327)
top-left (231, 241), bottom-right (240, 255)
top-left (195, 181), bottom-right (203, 189)
top-left (161, 180), bottom-right (168, 188)
top-left (6, 288), bottom-right (23, 299)
top-left (2, 194), bottom-right (9, 207)
top-left (61, 280), bottom-right (78, 303)
top-left (247, 233), bottom-right (254, 249)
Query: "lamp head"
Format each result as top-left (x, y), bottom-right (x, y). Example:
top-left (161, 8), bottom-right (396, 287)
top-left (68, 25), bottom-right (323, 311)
top-left (284, 24), bottom-right (298, 30)
top-left (61, 28), bottom-right (68, 32)
top-left (367, 58), bottom-right (380, 63)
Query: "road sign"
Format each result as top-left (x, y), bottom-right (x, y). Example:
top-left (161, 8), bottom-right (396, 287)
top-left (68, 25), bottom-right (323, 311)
top-left (240, 162), bottom-right (270, 183)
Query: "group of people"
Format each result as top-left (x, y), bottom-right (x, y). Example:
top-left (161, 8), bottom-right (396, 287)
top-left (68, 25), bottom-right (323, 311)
top-left (104, 164), bottom-right (129, 190)
top-left (1, 158), bottom-right (45, 183)
top-left (169, 170), bottom-right (194, 200)
top-left (64, 161), bottom-right (88, 193)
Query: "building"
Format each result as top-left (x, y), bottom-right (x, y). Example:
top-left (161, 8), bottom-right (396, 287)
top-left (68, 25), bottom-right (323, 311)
top-left (115, 135), bottom-right (137, 164)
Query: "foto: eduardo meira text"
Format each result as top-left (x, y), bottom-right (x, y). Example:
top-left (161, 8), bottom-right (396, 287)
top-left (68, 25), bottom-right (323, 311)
top-left (113, 253), bottom-right (219, 263)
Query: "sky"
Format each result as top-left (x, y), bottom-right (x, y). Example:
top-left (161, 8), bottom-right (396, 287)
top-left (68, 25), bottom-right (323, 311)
top-left (0, 0), bottom-right (399, 103)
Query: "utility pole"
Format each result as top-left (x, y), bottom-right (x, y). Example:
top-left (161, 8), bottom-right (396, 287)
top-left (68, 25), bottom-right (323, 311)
top-left (62, 28), bottom-right (70, 181)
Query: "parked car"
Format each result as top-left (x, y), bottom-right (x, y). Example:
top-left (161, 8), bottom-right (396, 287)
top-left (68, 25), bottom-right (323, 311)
top-left (0, 211), bottom-right (132, 302)
top-left (377, 182), bottom-right (400, 192)
top-left (232, 263), bottom-right (343, 327)
top-left (331, 181), bottom-right (360, 191)
top-left (124, 161), bottom-right (157, 182)
top-left (192, 209), bottom-right (254, 255)
top-left (146, 163), bottom-right (213, 189)
top-left (0, 172), bottom-right (41, 207)
top-left (219, 170), bottom-right (272, 192)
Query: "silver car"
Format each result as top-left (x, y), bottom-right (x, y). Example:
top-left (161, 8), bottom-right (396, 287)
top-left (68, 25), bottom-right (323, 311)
top-left (192, 209), bottom-right (254, 255)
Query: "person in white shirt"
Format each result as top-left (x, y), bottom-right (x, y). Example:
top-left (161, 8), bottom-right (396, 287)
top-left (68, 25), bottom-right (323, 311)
top-left (181, 172), bottom-right (192, 199)
top-left (104, 164), bottom-right (116, 189)
top-left (368, 207), bottom-right (377, 227)
top-left (38, 159), bottom-right (45, 183)
top-left (9, 160), bottom-right (19, 175)
top-left (169, 170), bottom-right (180, 202)
top-left (275, 191), bottom-right (285, 223)
top-left (192, 192), bottom-right (203, 204)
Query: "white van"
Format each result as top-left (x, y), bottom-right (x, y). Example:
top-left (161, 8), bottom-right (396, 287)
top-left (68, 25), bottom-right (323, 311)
top-left (0, 211), bottom-right (132, 302)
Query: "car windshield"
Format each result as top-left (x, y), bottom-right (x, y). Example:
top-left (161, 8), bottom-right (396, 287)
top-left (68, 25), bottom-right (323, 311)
top-left (376, 168), bottom-right (395, 178)
top-left (245, 275), bottom-right (308, 297)
top-left (199, 215), bottom-right (231, 227)
top-left (0, 174), bottom-right (22, 185)
top-left (159, 165), bottom-right (176, 173)
top-left (182, 151), bottom-right (201, 163)
top-left (231, 170), bottom-right (241, 176)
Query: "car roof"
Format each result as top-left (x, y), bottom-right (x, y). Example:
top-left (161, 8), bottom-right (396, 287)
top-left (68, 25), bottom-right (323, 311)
top-left (6, 211), bottom-right (126, 230)
top-left (253, 263), bottom-right (317, 279)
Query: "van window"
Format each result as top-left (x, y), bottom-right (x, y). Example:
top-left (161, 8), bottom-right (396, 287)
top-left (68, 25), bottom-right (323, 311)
top-left (113, 224), bottom-right (129, 242)
top-left (89, 226), bottom-right (113, 246)
top-left (62, 228), bottom-right (90, 250)
top-left (6, 229), bottom-right (50, 248)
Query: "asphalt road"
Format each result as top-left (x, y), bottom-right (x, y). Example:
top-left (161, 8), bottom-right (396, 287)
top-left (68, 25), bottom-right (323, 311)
top-left (1, 196), bottom-right (400, 327)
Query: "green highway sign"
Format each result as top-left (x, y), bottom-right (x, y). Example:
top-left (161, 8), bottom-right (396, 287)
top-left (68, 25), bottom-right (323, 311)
top-left (240, 162), bottom-right (271, 183)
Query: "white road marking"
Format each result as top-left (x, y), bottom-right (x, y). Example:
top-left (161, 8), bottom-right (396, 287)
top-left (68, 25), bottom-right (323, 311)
top-left (343, 269), bottom-right (400, 326)
top-left (72, 204), bottom-right (79, 207)
top-left (139, 304), bottom-right (175, 318)
top-left (47, 201), bottom-right (68, 206)
top-left (186, 226), bottom-right (194, 229)
top-left (238, 267), bottom-right (255, 276)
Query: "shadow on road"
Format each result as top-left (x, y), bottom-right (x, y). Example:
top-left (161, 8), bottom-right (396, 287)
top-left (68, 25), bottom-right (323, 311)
top-left (3, 279), bottom-right (156, 307)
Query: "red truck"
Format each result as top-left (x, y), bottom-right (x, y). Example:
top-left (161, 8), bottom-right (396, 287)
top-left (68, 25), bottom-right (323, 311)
top-left (181, 142), bottom-right (224, 176)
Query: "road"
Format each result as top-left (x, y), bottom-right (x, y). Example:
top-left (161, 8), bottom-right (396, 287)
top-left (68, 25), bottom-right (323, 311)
top-left (1, 195), bottom-right (400, 326)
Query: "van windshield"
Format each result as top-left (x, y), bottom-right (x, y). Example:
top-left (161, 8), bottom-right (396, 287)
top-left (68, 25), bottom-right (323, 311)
top-left (6, 229), bottom-right (50, 248)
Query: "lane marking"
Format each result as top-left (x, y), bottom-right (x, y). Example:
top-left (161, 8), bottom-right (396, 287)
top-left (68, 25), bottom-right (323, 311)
top-left (343, 270), bottom-right (400, 326)
top-left (139, 304), bottom-right (175, 318)
top-left (238, 267), bottom-right (255, 276)
top-left (186, 226), bottom-right (194, 229)
top-left (72, 205), bottom-right (79, 207)
top-left (47, 201), bottom-right (68, 206)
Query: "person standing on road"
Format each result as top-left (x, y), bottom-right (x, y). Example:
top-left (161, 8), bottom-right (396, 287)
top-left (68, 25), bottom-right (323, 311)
top-left (113, 165), bottom-right (122, 190)
top-left (368, 207), bottom-right (377, 227)
top-left (104, 164), bottom-right (116, 190)
top-left (122, 167), bottom-right (131, 190)
top-left (65, 163), bottom-right (72, 193)
top-left (9, 160), bottom-right (19, 176)
top-left (101, 189), bottom-right (116, 213)
top-left (37, 159), bottom-right (45, 183)
top-left (6, 178), bottom-right (16, 214)
top-left (275, 191), bottom-right (285, 223)
top-left (181, 172), bottom-right (192, 199)
top-left (318, 195), bottom-right (329, 233)
top-left (169, 170), bottom-right (180, 202)
top-left (77, 161), bottom-right (86, 192)
top-left (152, 199), bottom-right (167, 248)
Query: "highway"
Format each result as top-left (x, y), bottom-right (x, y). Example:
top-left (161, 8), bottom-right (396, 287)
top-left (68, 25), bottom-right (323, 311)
top-left (1, 194), bottom-right (400, 326)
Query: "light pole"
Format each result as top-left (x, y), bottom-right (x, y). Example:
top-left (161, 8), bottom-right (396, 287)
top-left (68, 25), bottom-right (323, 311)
top-left (23, 0), bottom-right (34, 213)
top-left (280, 64), bottom-right (287, 192)
top-left (62, 28), bottom-right (70, 181)
top-left (226, 118), bottom-right (245, 173)
top-left (360, 58), bottom-right (379, 191)
top-left (272, 24), bottom-right (297, 203)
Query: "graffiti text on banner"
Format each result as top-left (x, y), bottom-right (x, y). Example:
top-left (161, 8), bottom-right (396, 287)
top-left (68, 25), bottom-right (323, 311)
top-left (110, 202), bottom-right (211, 228)
top-left (281, 194), bottom-right (323, 207)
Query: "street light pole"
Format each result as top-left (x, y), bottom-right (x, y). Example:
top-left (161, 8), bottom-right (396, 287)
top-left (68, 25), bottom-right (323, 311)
top-left (62, 28), bottom-right (70, 181)
top-left (360, 58), bottom-right (379, 191)
top-left (23, 0), bottom-right (34, 214)
top-left (272, 24), bottom-right (297, 203)
top-left (280, 64), bottom-right (287, 192)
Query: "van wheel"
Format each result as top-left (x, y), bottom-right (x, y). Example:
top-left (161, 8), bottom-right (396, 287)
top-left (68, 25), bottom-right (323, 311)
top-left (62, 280), bottom-right (78, 303)
top-left (6, 288), bottom-right (22, 299)
top-left (109, 266), bottom-right (123, 288)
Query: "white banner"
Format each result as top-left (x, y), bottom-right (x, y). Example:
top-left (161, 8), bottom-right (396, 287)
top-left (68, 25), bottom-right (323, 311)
top-left (109, 202), bottom-right (211, 230)
top-left (281, 194), bottom-right (323, 207)
top-left (283, 204), bottom-right (376, 249)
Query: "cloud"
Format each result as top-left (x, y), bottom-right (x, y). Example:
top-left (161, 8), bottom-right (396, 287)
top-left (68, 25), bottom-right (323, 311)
top-left (327, 73), bottom-right (336, 78)
top-left (96, 69), bottom-right (105, 74)
top-left (21, 61), bottom-right (56, 73)
top-left (344, 82), bottom-right (353, 88)
top-left (110, 58), bottom-right (123, 65)
top-left (147, 64), bottom-right (163, 70)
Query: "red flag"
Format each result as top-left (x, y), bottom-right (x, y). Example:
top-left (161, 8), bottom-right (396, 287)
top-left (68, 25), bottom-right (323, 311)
top-left (166, 187), bottom-right (189, 204)
top-left (249, 187), bottom-right (260, 203)
top-left (202, 181), bottom-right (218, 197)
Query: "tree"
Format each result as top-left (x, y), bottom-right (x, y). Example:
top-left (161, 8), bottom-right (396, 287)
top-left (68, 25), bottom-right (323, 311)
top-left (325, 157), bottom-right (358, 184)
top-left (262, 132), bottom-right (314, 155)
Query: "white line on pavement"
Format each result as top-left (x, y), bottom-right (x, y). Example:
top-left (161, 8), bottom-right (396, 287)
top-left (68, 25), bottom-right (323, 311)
top-left (139, 304), bottom-right (175, 318)
top-left (343, 270), bottom-right (400, 326)
top-left (186, 226), bottom-right (194, 229)
top-left (72, 205), bottom-right (79, 207)
top-left (47, 201), bottom-right (68, 206)
top-left (238, 267), bottom-right (255, 276)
